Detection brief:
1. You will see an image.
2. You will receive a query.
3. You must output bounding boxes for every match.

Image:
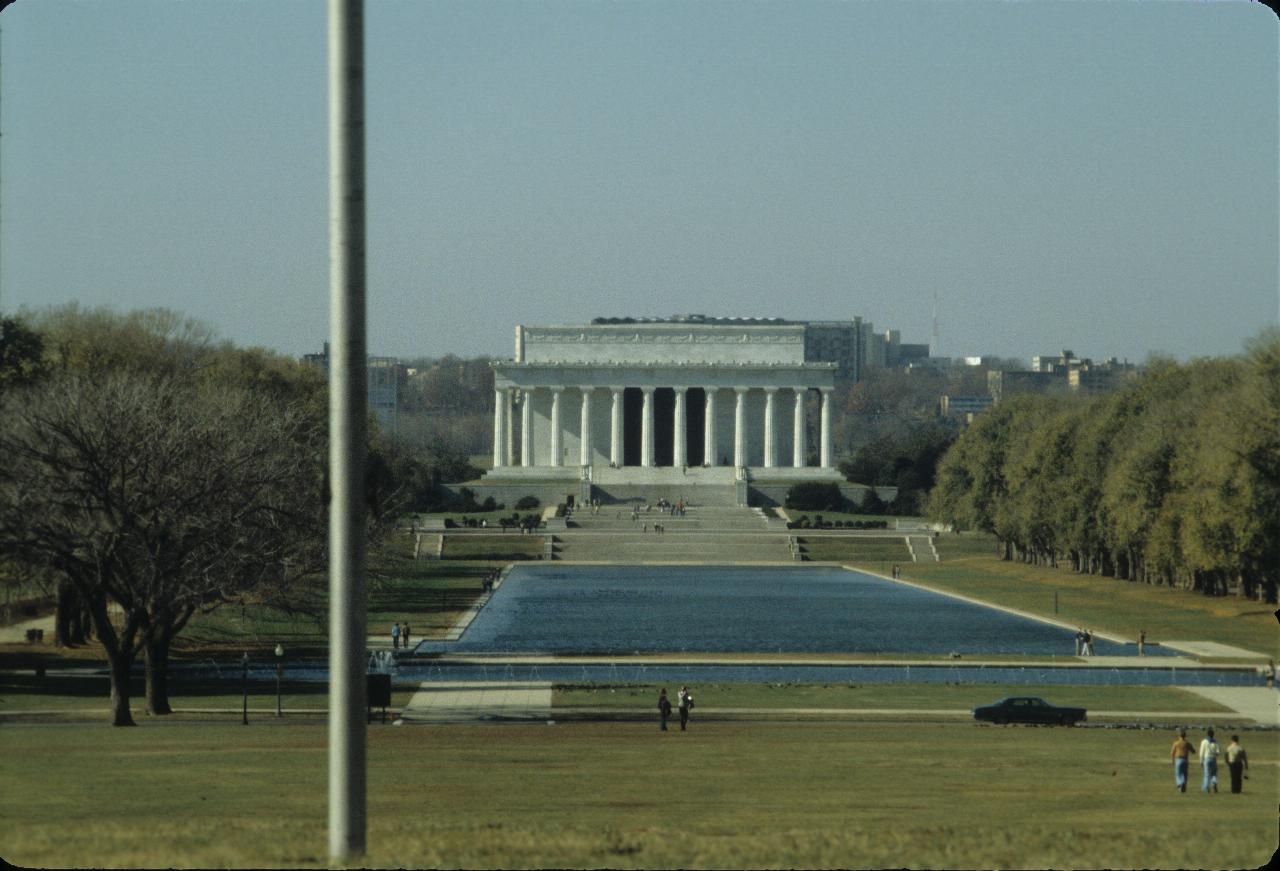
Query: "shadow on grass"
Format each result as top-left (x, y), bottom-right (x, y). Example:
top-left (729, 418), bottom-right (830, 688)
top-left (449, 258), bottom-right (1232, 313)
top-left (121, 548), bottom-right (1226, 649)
top-left (1, 673), bottom-right (333, 703)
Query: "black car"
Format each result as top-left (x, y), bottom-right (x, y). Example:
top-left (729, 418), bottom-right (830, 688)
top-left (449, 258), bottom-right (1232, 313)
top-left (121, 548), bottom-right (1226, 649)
top-left (972, 696), bottom-right (1086, 726)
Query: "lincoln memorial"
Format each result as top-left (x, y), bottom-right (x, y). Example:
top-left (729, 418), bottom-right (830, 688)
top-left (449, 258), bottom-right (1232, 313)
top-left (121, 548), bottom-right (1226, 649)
top-left (476, 319), bottom-right (859, 507)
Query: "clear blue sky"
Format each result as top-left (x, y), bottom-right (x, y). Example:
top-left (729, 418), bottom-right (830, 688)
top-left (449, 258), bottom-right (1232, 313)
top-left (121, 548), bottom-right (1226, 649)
top-left (2, 0), bottom-right (1276, 363)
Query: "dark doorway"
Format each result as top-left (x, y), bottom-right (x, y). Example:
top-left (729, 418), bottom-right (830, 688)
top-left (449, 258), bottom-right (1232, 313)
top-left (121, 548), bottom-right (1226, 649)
top-left (654, 388), bottom-right (675, 466)
top-left (623, 388), bottom-right (643, 466)
top-left (686, 388), bottom-right (706, 466)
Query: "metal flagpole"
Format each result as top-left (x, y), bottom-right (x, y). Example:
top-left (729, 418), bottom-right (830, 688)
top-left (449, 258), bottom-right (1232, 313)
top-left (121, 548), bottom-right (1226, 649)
top-left (327, 0), bottom-right (367, 862)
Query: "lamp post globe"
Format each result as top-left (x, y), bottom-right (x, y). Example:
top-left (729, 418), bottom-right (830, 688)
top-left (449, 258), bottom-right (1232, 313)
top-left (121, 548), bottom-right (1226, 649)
top-left (274, 644), bottom-right (285, 717)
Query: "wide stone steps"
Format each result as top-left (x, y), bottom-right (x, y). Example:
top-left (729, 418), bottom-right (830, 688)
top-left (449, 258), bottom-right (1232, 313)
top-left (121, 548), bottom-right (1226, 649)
top-left (569, 506), bottom-right (767, 532)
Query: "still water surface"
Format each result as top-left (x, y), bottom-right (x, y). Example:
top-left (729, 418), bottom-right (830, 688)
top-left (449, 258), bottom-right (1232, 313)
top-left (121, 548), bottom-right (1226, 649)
top-left (420, 564), bottom-right (1174, 657)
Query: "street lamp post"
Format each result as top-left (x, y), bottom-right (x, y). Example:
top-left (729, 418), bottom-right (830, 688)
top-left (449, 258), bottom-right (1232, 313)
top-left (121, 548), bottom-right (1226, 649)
top-left (241, 652), bottom-right (250, 726)
top-left (275, 644), bottom-right (285, 717)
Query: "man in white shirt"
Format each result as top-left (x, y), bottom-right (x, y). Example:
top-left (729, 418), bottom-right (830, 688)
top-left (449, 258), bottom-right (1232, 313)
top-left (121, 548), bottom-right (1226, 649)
top-left (1198, 728), bottom-right (1220, 794)
top-left (677, 686), bottom-right (693, 731)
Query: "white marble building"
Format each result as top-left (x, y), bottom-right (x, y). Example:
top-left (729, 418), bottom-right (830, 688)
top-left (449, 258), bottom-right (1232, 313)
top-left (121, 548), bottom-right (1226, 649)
top-left (478, 321), bottom-right (853, 506)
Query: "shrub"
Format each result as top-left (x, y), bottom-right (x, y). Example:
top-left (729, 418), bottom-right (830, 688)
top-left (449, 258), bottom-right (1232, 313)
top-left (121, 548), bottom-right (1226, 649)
top-left (784, 482), bottom-right (845, 512)
top-left (514, 495), bottom-right (541, 511)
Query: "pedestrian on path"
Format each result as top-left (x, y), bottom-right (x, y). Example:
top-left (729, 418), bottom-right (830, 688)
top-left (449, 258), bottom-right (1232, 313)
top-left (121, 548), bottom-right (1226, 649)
top-left (391, 622), bottom-right (400, 650)
top-left (1082, 629), bottom-right (1095, 656)
top-left (1200, 729), bottom-right (1221, 793)
top-left (1225, 735), bottom-right (1248, 793)
top-left (1170, 730), bottom-right (1195, 793)
top-left (402, 622), bottom-right (411, 651)
top-left (1074, 628), bottom-right (1083, 656)
top-left (1138, 629), bottom-right (1146, 656)
top-left (658, 688), bottom-right (672, 731)
top-left (677, 686), bottom-right (694, 731)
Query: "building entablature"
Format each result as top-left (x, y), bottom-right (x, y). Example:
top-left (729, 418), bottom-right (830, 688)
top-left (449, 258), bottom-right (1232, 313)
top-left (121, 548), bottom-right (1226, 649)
top-left (516, 323), bottom-right (808, 366)
top-left (492, 361), bottom-right (836, 392)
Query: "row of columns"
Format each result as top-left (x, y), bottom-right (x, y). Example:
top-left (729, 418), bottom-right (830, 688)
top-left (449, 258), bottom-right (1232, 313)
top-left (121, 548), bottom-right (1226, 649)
top-left (495, 386), bottom-right (835, 469)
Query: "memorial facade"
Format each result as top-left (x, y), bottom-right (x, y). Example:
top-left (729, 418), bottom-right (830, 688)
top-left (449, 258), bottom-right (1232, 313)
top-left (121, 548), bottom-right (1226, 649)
top-left (472, 320), bottom-right (865, 507)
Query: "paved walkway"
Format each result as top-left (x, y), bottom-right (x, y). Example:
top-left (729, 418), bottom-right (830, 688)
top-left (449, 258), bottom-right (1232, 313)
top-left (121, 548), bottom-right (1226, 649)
top-left (400, 681), bottom-right (553, 722)
top-left (1182, 687), bottom-right (1279, 726)
top-left (1161, 641), bottom-right (1269, 659)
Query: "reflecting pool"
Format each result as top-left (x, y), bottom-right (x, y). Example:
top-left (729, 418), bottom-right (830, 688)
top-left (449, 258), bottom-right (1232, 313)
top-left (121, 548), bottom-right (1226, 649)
top-left (418, 565), bottom-right (1174, 657)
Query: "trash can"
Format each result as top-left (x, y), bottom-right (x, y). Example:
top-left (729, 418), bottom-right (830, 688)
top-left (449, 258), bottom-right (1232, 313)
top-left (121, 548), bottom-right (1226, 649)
top-left (367, 673), bottom-right (392, 723)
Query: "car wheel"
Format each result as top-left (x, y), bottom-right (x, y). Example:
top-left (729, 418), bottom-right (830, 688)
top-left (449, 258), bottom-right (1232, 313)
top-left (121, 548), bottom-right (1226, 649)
top-left (994, 717), bottom-right (1006, 725)
top-left (1060, 714), bottom-right (1072, 726)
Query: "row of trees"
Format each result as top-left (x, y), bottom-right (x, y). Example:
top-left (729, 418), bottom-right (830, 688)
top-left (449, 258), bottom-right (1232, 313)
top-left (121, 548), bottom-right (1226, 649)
top-left (929, 333), bottom-right (1280, 602)
top-left (0, 306), bottom-right (335, 725)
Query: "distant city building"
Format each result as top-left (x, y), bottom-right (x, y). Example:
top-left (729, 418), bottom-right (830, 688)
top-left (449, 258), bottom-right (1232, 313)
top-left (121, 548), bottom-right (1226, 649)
top-left (989, 351), bottom-right (1138, 402)
top-left (302, 342), bottom-right (407, 432)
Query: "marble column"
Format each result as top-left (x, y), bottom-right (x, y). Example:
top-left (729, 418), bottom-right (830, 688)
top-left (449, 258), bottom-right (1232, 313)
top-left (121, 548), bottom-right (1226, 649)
top-left (492, 388), bottom-right (507, 468)
top-left (520, 389), bottom-right (534, 467)
top-left (820, 388), bottom-right (833, 469)
top-left (579, 388), bottom-right (593, 467)
top-left (549, 388), bottom-right (563, 467)
top-left (733, 387), bottom-right (748, 468)
top-left (704, 388), bottom-right (718, 466)
top-left (673, 387), bottom-right (688, 468)
top-left (792, 388), bottom-right (806, 468)
top-left (641, 386), bottom-right (655, 468)
top-left (504, 390), bottom-right (514, 466)
top-left (610, 387), bottom-right (624, 466)
top-left (763, 387), bottom-right (777, 468)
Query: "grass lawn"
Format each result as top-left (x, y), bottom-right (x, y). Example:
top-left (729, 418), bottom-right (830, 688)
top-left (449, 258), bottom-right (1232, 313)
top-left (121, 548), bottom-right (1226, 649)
top-left (441, 535), bottom-right (547, 560)
top-left (775, 508), bottom-right (925, 526)
top-left (891, 556), bottom-right (1280, 658)
top-left (550, 683), bottom-right (1235, 716)
top-left (801, 537), bottom-right (913, 563)
top-left (177, 540), bottom-right (501, 655)
top-left (1, 720), bottom-right (1274, 869)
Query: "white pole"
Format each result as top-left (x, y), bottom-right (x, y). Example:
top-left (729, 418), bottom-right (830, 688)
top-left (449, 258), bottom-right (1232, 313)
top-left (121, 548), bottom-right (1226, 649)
top-left (328, 0), bottom-right (367, 862)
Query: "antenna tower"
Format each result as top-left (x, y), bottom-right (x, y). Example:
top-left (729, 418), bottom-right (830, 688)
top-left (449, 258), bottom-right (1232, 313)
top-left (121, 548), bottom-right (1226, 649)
top-left (931, 290), bottom-right (939, 356)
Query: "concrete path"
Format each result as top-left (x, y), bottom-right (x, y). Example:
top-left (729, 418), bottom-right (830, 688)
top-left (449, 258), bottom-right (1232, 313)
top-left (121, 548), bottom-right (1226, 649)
top-left (1182, 687), bottom-right (1279, 726)
top-left (400, 681), bottom-right (553, 722)
top-left (1161, 641), bottom-right (1270, 659)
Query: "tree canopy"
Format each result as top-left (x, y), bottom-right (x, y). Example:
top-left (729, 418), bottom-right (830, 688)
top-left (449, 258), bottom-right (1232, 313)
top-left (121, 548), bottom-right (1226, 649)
top-left (929, 334), bottom-right (1280, 601)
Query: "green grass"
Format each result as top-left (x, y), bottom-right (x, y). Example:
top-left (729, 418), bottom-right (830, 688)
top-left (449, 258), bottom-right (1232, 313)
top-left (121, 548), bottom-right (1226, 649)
top-left (776, 508), bottom-right (924, 525)
top-left (180, 551), bottom-right (497, 654)
top-left (3, 679), bottom-right (1232, 722)
top-left (897, 556), bottom-right (1280, 657)
top-left (801, 536), bottom-right (913, 562)
top-left (933, 531), bottom-right (1003, 559)
top-left (550, 683), bottom-right (1234, 715)
top-left (441, 535), bottom-right (546, 560)
top-left (1, 720), bottom-right (1274, 868)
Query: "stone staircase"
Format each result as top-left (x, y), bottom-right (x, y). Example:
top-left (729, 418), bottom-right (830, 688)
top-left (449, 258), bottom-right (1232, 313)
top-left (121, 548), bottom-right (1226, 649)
top-left (587, 465), bottom-right (741, 507)
top-left (554, 505), bottom-right (793, 563)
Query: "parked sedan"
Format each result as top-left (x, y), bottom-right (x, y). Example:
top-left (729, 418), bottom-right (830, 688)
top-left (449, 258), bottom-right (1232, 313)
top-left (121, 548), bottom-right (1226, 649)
top-left (972, 696), bottom-right (1086, 726)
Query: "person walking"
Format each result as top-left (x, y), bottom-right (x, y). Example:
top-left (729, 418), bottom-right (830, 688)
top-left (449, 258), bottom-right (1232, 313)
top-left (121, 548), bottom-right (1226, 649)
top-left (1170, 730), bottom-right (1196, 793)
top-left (1082, 629), bottom-right (1095, 657)
top-left (658, 688), bottom-right (672, 731)
top-left (1074, 628), bottom-right (1083, 657)
top-left (1200, 729), bottom-right (1221, 794)
top-left (391, 622), bottom-right (400, 650)
top-left (1138, 629), bottom-right (1146, 656)
top-left (677, 686), bottom-right (694, 731)
top-left (1225, 735), bottom-right (1248, 793)
top-left (402, 622), bottom-right (411, 651)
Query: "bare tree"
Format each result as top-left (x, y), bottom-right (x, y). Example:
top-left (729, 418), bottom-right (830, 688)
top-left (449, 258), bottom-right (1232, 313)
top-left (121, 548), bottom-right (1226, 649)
top-left (0, 372), bottom-right (325, 725)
